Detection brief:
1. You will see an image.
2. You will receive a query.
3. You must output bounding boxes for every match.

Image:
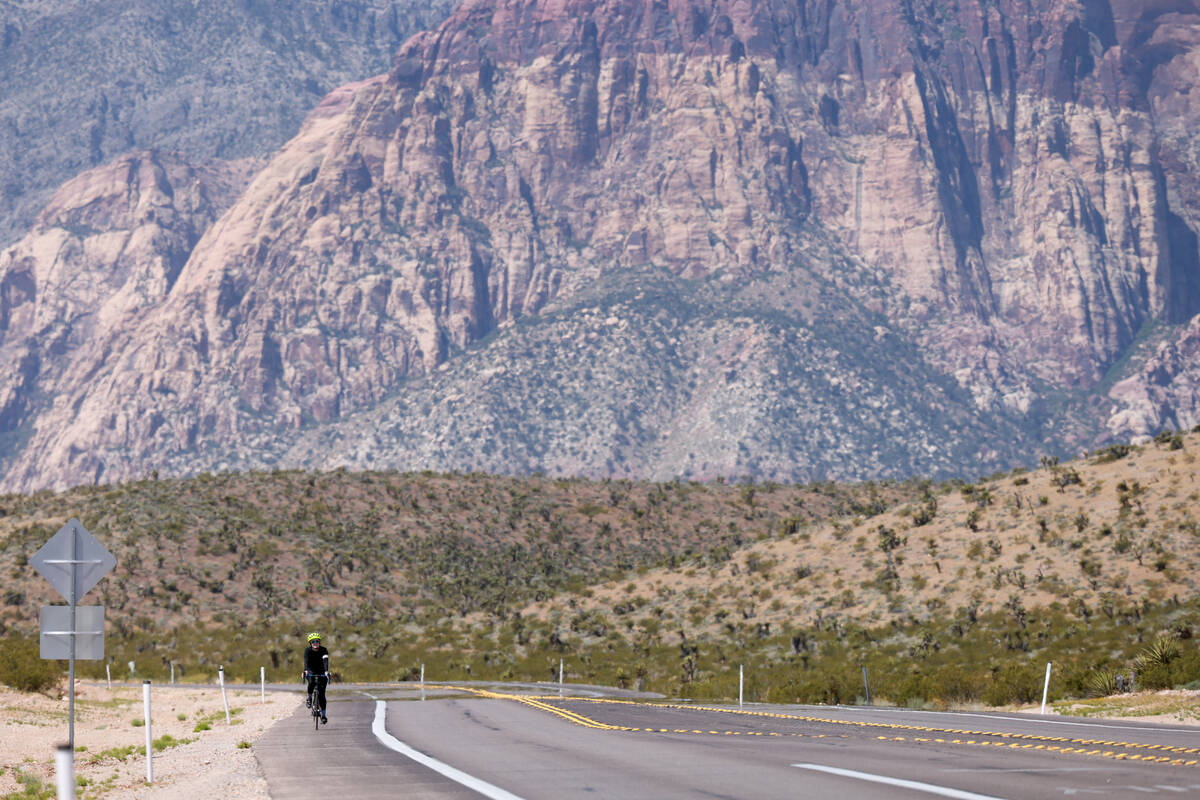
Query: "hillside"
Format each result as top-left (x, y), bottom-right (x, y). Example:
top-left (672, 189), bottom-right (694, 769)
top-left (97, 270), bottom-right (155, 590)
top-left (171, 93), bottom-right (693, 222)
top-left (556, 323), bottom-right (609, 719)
top-left (0, 466), bottom-right (918, 630)
top-left (545, 431), bottom-right (1200, 640)
top-left (4, 0), bottom-right (1200, 491)
top-left (1, 433), bottom-right (1198, 704)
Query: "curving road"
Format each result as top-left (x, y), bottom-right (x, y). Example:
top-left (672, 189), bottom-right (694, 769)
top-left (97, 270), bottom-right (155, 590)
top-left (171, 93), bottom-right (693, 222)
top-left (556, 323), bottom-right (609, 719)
top-left (254, 683), bottom-right (1200, 798)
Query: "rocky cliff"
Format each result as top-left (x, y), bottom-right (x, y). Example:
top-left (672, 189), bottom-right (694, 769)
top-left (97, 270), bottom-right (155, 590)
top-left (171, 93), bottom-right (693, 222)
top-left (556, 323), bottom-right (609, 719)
top-left (0, 0), bottom-right (455, 246)
top-left (2, 0), bottom-right (1199, 491)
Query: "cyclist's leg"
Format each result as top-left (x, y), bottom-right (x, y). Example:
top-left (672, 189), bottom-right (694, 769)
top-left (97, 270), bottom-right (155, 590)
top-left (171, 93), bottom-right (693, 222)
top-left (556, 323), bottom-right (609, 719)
top-left (307, 676), bottom-right (317, 708)
top-left (318, 676), bottom-right (328, 715)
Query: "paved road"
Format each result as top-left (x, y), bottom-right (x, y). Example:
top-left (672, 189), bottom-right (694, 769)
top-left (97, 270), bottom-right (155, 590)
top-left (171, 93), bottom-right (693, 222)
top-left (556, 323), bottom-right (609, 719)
top-left (256, 683), bottom-right (1200, 798)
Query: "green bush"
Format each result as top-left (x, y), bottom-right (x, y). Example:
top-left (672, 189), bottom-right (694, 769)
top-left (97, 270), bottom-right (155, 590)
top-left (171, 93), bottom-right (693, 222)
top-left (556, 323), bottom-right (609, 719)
top-left (0, 634), bottom-right (61, 693)
top-left (982, 663), bottom-right (1041, 706)
top-left (6, 769), bottom-right (54, 799)
top-left (152, 734), bottom-right (194, 752)
top-left (1134, 637), bottom-right (1199, 690)
top-left (1085, 669), bottom-right (1118, 697)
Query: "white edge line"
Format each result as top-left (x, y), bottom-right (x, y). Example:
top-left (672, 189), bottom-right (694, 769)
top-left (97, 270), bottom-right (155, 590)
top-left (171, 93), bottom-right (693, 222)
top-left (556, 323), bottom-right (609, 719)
top-left (792, 763), bottom-right (1007, 800)
top-left (371, 700), bottom-right (526, 800)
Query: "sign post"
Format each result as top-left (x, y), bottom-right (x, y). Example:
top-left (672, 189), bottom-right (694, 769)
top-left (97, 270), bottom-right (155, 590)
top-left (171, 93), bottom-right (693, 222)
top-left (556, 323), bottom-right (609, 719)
top-left (30, 519), bottom-right (116, 750)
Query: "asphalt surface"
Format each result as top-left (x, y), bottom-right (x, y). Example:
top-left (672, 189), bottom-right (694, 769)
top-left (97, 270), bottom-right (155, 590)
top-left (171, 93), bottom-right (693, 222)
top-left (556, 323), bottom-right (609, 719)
top-left (255, 683), bottom-right (1200, 798)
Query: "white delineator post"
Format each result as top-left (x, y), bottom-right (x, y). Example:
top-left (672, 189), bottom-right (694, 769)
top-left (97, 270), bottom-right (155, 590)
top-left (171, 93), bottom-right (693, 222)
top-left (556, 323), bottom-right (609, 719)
top-left (739, 665), bottom-right (744, 708)
top-left (142, 681), bottom-right (153, 783)
top-left (170, 662), bottom-right (174, 685)
top-left (261, 666), bottom-right (266, 704)
top-left (56, 743), bottom-right (76, 800)
top-left (105, 663), bottom-right (111, 690)
top-left (219, 666), bottom-right (231, 725)
top-left (1040, 662), bottom-right (1052, 714)
top-left (420, 663), bottom-right (425, 701)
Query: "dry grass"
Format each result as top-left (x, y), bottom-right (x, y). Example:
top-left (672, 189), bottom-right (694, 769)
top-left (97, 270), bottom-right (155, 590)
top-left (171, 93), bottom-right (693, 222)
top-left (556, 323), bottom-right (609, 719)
top-left (1045, 689), bottom-right (1200, 722)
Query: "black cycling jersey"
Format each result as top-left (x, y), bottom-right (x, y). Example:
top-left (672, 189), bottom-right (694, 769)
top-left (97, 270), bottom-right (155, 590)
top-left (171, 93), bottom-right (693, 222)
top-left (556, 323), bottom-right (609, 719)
top-left (304, 644), bottom-right (330, 675)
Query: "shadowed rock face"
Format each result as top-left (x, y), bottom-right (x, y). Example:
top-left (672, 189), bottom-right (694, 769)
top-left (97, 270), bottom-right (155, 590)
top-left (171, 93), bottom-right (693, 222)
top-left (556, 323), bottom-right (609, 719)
top-left (0, 0), bottom-right (456, 248)
top-left (2, 0), bottom-right (1200, 491)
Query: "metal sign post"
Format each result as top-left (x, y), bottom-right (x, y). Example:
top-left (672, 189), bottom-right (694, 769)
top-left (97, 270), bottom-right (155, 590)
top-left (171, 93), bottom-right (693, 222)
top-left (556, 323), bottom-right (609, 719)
top-left (31, 519), bottom-right (116, 750)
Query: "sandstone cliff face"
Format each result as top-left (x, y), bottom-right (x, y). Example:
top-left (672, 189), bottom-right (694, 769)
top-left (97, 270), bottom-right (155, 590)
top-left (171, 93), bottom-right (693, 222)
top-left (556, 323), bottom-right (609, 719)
top-left (0, 0), bottom-right (455, 246)
top-left (0, 152), bottom-right (257, 477)
top-left (2, 0), bottom-right (1199, 490)
top-left (801, 0), bottom-right (1200, 408)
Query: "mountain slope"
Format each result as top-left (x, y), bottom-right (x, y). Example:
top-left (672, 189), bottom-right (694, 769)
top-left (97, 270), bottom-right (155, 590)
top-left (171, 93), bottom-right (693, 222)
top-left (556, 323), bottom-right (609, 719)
top-left (2, 0), bottom-right (1200, 489)
top-left (0, 0), bottom-right (455, 246)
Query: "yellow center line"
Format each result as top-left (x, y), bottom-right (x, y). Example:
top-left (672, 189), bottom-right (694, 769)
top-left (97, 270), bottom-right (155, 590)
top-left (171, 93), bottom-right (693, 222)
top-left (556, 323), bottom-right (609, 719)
top-left (556, 695), bottom-right (1199, 759)
top-left (439, 685), bottom-right (1194, 768)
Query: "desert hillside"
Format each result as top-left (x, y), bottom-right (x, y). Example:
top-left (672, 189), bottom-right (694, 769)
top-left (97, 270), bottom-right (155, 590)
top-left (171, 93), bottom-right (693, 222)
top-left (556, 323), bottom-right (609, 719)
top-left (1, 432), bottom-right (1198, 704)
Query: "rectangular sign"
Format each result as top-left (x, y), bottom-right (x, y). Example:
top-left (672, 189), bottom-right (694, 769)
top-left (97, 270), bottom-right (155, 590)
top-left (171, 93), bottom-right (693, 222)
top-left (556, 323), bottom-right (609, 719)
top-left (39, 605), bottom-right (104, 660)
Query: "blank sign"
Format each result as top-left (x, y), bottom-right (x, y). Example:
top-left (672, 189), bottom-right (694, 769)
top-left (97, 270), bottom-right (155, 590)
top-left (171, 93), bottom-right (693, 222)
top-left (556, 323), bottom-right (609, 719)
top-left (30, 520), bottom-right (116, 602)
top-left (39, 606), bottom-right (105, 660)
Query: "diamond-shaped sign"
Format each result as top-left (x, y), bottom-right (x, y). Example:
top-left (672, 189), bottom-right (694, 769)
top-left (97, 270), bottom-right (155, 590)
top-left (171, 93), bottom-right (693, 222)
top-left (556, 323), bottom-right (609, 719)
top-left (30, 520), bottom-right (116, 602)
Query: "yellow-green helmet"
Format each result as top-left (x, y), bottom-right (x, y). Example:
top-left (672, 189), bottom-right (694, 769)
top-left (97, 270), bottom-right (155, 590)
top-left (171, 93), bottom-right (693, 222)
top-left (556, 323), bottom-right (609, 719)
top-left (306, 632), bottom-right (321, 643)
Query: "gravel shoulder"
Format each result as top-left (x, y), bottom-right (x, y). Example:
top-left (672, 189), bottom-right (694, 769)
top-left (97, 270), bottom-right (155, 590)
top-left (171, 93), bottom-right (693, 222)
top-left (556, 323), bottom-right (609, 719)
top-left (0, 681), bottom-right (296, 799)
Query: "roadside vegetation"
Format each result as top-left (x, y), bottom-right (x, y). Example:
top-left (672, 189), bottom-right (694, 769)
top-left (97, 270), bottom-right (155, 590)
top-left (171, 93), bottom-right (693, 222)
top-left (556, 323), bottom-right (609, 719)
top-left (1, 432), bottom-right (1199, 709)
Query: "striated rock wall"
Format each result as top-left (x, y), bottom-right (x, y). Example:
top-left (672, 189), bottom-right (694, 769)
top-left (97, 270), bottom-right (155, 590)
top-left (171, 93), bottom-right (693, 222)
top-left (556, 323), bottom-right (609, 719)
top-left (2, 0), bottom-right (1199, 490)
top-left (0, 152), bottom-right (258, 479)
top-left (0, 0), bottom-right (456, 247)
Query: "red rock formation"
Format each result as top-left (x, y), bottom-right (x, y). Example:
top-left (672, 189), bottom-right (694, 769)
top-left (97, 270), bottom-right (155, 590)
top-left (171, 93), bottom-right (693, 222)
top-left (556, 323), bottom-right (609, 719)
top-left (2, 0), bottom-right (1199, 490)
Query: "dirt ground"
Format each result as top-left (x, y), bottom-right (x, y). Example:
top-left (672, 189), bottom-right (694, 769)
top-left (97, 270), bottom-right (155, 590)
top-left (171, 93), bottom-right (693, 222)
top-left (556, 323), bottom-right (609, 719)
top-left (0, 681), bottom-right (295, 799)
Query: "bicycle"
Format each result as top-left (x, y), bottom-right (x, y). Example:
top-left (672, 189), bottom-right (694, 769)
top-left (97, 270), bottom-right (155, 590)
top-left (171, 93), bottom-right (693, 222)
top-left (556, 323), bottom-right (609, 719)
top-left (307, 681), bottom-right (326, 729)
top-left (304, 667), bottom-right (329, 730)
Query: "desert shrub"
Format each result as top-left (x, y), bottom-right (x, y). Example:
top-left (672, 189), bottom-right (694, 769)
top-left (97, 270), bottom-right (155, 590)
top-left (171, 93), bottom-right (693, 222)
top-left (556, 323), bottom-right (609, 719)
top-left (910, 505), bottom-right (935, 526)
top-left (0, 634), bottom-right (61, 693)
top-left (933, 665), bottom-right (989, 704)
top-left (1134, 636), bottom-right (1180, 671)
top-left (1093, 444), bottom-right (1133, 463)
top-left (1132, 636), bottom-right (1200, 690)
top-left (1154, 430), bottom-right (1184, 450)
top-left (152, 734), bottom-right (194, 752)
top-left (765, 666), bottom-right (859, 705)
top-left (6, 769), bottom-right (54, 799)
top-left (982, 663), bottom-right (1041, 706)
top-left (1052, 467), bottom-right (1083, 492)
top-left (1085, 669), bottom-right (1118, 697)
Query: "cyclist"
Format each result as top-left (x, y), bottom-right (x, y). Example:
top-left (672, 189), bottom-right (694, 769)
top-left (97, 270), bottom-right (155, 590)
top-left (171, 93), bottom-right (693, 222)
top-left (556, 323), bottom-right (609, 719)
top-left (302, 632), bottom-right (331, 724)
